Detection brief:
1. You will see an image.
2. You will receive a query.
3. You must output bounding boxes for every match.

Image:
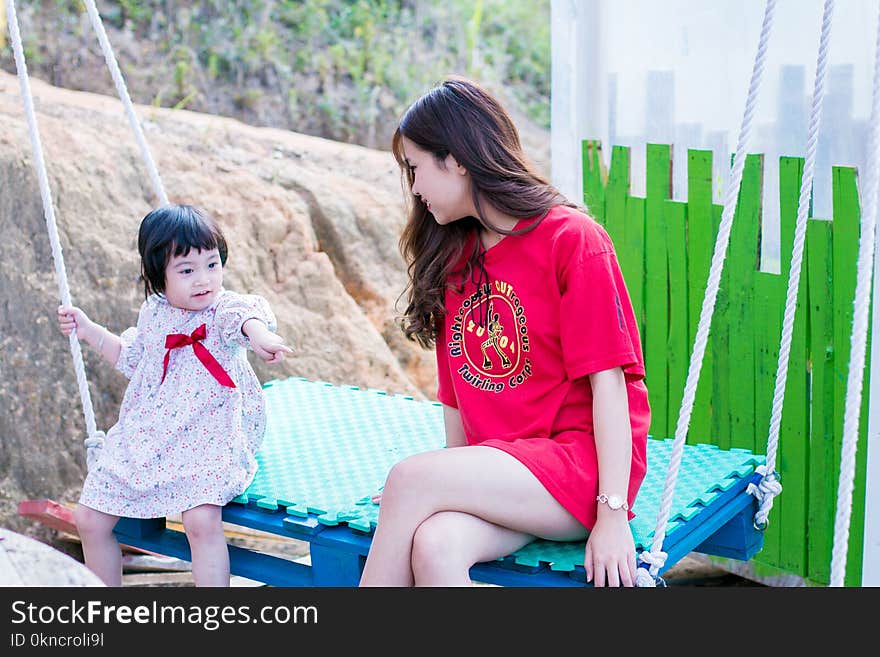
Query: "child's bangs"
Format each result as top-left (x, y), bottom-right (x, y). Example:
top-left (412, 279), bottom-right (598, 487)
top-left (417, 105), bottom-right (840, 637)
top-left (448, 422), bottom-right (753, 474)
top-left (172, 216), bottom-right (221, 257)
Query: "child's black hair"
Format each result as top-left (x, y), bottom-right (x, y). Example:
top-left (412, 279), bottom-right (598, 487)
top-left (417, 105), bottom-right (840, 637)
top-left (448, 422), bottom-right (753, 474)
top-left (138, 204), bottom-right (228, 299)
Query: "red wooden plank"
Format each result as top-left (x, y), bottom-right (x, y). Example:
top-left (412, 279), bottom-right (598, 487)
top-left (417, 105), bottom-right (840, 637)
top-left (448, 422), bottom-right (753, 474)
top-left (17, 499), bottom-right (161, 556)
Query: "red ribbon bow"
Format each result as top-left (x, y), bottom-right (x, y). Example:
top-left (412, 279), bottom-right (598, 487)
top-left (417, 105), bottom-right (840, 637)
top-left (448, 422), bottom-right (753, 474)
top-left (162, 323), bottom-right (236, 388)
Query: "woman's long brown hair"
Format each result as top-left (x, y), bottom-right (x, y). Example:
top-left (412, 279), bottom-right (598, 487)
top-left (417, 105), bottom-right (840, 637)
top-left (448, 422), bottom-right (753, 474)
top-left (394, 76), bottom-right (575, 348)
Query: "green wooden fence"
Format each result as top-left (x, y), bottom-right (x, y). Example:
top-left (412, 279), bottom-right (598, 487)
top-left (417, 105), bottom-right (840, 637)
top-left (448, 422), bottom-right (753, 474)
top-left (582, 140), bottom-right (871, 586)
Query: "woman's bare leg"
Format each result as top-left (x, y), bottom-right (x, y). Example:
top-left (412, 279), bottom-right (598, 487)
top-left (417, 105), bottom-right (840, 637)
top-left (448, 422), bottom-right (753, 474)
top-left (360, 446), bottom-right (586, 586)
top-left (411, 511), bottom-right (536, 586)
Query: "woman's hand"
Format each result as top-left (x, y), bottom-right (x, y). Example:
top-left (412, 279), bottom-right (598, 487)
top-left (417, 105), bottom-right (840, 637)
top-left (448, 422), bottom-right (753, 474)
top-left (583, 511), bottom-right (637, 587)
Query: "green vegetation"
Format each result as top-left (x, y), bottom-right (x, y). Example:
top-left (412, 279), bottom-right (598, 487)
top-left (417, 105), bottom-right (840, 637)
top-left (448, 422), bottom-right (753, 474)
top-left (1, 0), bottom-right (550, 148)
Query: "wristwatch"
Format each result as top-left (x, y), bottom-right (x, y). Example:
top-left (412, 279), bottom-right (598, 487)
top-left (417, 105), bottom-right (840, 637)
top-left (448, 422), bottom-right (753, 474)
top-left (596, 492), bottom-right (629, 511)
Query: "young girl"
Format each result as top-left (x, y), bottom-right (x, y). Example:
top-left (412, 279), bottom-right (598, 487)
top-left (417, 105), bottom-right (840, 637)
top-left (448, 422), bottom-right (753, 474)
top-left (57, 204), bottom-right (292, 587)
top-left (359, 77), bottom-right (651, 587)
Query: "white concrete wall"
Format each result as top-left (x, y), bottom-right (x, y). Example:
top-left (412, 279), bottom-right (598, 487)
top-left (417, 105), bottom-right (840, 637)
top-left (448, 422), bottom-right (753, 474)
top-left (551, 0), bottom-right (607, 207)
top-left (552, 0), bottom-right (877, 271)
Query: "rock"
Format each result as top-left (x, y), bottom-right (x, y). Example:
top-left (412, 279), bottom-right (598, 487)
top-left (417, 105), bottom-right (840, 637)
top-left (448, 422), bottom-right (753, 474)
top-left (0, 71), bottom-right (436, 532)
top-left (0, 526), bottom-right (105, 586)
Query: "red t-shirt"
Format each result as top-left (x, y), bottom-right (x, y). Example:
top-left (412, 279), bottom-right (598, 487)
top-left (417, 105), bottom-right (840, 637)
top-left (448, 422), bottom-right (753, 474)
top-left (436, 204), bottom-right (650, 530)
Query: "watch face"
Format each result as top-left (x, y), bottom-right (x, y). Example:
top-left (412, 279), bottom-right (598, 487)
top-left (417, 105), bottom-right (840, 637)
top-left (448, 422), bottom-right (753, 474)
top-left (608, 494), bottom-right (624, 509)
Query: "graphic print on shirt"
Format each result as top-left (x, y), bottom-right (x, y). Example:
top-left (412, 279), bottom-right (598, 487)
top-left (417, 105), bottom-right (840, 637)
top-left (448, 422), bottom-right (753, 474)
top-left (448, 280), bottom-right (532, 393)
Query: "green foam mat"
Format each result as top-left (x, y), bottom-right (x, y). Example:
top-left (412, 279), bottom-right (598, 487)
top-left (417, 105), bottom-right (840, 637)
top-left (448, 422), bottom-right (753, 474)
top-left (234, 377), bottom-right (763, 566)
top-left (235, 377), bottom-right (446, 530)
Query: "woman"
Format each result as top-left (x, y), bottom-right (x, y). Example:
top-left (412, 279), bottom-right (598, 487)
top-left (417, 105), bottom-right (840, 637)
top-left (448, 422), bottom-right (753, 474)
top-left (360, 77), bottom-right (650, 587)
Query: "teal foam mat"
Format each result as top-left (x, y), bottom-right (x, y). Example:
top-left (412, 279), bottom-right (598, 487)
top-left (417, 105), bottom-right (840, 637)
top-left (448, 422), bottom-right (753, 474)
top-left (235, 377), bottom-right (446, 530)
top-left (234, 377), bottom-right (764, 567)
top-left (504, 441), bottom-right (764, 570)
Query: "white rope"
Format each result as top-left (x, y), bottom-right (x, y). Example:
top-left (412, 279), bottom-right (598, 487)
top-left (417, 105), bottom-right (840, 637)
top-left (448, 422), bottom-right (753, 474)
top-left (6, 0), bottom-right (105, 468)
top-left (751, 0), bottom-right (836, 530)
top-left (829, 1), bottom-right (880, 588)
top-left (635, 549), bottom-right (667, 587)
top-left (746, 464), bottom-right (783, 528)
top-left (82, 0), bottom-right (168, 206)
top-left (637, 0), bottom-right (777, 584)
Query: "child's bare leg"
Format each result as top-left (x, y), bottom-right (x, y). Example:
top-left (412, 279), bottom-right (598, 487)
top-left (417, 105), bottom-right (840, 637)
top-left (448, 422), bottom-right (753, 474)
top-left (74, 504), bottom-right (121, 586)
top-left (182, 504), bottom-right (229, 587)
top-left (359, 446), bottom-right (586, 586)
top-left (411, 511), bottom-right (534, 586)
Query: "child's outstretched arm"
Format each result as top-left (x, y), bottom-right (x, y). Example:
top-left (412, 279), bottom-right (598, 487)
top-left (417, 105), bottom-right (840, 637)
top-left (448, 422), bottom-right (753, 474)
top-left (57, 305), bottom-right (122, 366)
top-left (242, 318), bottom-right (293, 364)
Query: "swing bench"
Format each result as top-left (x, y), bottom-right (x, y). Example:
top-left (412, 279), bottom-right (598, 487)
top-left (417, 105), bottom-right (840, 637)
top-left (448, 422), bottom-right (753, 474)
top-left (10, 0), bottom-right (877, 586)
top-left (113, 377), bottom-right (765, 587)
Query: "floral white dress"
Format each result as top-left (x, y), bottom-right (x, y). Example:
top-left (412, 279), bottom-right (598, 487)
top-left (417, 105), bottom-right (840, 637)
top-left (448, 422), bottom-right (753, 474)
top-left (79, 289), bottom-right (276, 518)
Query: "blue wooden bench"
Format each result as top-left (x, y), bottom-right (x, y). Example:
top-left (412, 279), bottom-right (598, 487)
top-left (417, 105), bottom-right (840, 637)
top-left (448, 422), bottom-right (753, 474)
top-left (114, 377), bottom-right (765, 586)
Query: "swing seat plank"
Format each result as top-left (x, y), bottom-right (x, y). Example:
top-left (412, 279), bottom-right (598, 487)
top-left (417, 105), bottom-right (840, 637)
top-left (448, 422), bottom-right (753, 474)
top-left (113, 377), bottom-right (765, 586)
